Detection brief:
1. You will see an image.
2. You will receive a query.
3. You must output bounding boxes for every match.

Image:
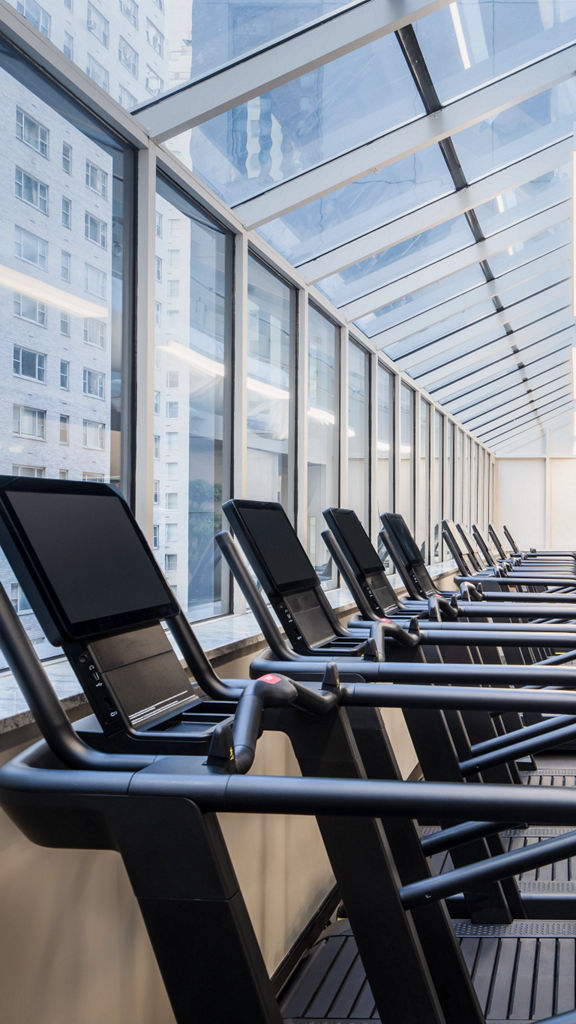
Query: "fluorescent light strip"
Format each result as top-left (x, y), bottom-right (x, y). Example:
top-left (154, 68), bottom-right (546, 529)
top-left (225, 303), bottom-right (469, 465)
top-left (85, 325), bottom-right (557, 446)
top-left (449, 3), bottom-right (471, 71)
top-left (0, 264), bottom-right (107, 318)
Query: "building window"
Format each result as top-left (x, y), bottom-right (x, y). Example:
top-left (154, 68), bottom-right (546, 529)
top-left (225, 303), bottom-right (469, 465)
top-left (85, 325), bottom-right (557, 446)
top-left (64, 0), bottom-right (72, 9)
top-left (84, 211), bottom-right (107, 249)
top-left (15, 168), bottom-right (48, 214)
top-left (145, 66), bottom-right (163, 96)
top-left (83, 368), bottom-right (105, 399)
top-left (165, 492), bottom-right (178, 509)
top-left (82, 419), bottom-right (105, 449)
top-left (87, 3), bottom-right (109, 46)
top-left (13, 345), bottom-right (46, 383)
top-left (82, 472), bottom-right (105, 482)
top-left (60, 359), bottom-right (70, 389)
top-left (153, 434), bottom-right (160, 459)
top-left (152, 524), bottom-right (159, 549)
top-left (166, 371), bottom-right (179, 388)
top-left (15, 226), bottom-right (48, 269)
top-left (118, 85), bottom-right (137, 110)
top-left (154, 0), bottom-right (164, 11)
top-left (60, 313), bottom-right (71, 336)
top-left (167, 279), bottom-right (179, 298)
top-left (85, 160), bottom-right (108, 199)
top-left (153, 479), bottom-right (159, 504)
top-left (59, 469), bottom-right (69, 479)
top-left (62, 141), bottom-right (72, 173)
top-left (10, 583), bottom-right (31, 614)
top-left (165, 553), bottom-right (177, 572)
top-left (59, 414), bottom-right (70, 444)
top-left (14, 293), bottom-right (47, 327)
top-left (153, 391), bottom-right (160, 413)
top-left (61, 251), bottom-right (72, 282)
top-left (61, 196), bottom-right (72, 228)
top-left (168, 248), bottom-right (179, 268)
top-left (16, 107), bottom-right (48, 157)
top-left (16, 0), bottom-right (51, 37)
top-left (155, 211), bottom-right (163, 237)
top-left (155, 301), bottom-right (162, 325)
top-left (12, 464), bottom-right (45, 478)
top-left (165, 523), bottom-right (177, 543)
top-left (63, 32), bottom-right (74, 60)
top-left (85, 263), bottom-right (107, 299)
top-left (13, 405), bottom-right (46, 440)
top-left (155, 255), bottom-right (162, 282)
top-left (83, 318), bottom-right (106, 348)
top-left (146, 18), bottom-right (164, 57)
top-left (86, 54), bottom-right (109, 92)
top-left (118, 36), bottom-right (138, 77)
top-left (166, 462), bottom-right (178, 480)
top-left (165, 401), bottom-right (178, 418)
top-left (166, 432), bottom-right (178, 450)
top-left (119, 0), bottom-right (138, 27)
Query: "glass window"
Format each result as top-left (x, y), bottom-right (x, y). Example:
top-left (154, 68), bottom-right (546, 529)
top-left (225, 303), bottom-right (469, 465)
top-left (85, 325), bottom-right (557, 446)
top-left (145, 67), bottom-right (163, 96)
top-left (84, 318), bottom-right (106, 348)
top-left (86, 54), bottom-right (109, 92)
top-left (12, 464), bottom-right (45, 478)
top-left (246, 255), bottom-right (294, 506)
top-left (59, 414), bottom-right (69, 444)
top-left (152, 523), bottom-right (159, 549)
top-left (146, 18), bottom-right (164, 57)
top-left (85, 263), bottom-right (107, 298)
top-left (13, 345), bottom-right (46, 383)
top-left (87, 3), bottom-right (109, 47)
top-left (85, 160), bottom-right (108, 199)
top-left (60, 313), bottom-right (71, 336)
top-left (431, 411), bottom-right (444, 564)
top-left (63, 31), bottom-right (74, 61)
top-left (13, 405), bottom-right (46, 439)
top-left (399, 384), bottom-right (415, 533)
top-left (62, 142), bottom-right (72, 173)
top-left (82, 419), bottom-right (105, 449)
top-left (16, 0), bottom-right (50, 37)
top-left (307, 306), bottom-right (339, 586)
top-left (14, 294), bottom-right (47, 326)
top-left (61, 250), bottom-right (72, 282)
top-left (61, 196), bottom-right (72, 228)
top-left (462, 434), bottom-right (471, 528)
top-left (119, 85), bottom-right (137, 110)
top-left (347, 341), bottom-right (370, 529)
top-left (164, 553), bottom-right (177, 572)
top-left (82, 368), bottom-right (105, 399)
top-left (154, 176), bottom-right (232, 621)
top-left (376, 365), bottom-right (394, 570)
top-left (444, 421), bottom-right (454, 525)
top-left (119, 0), bottom-right (138, 27)
top-left (417, 400), bottom-right (431, 563)
top-left (118, 36), bottom-right (139, 77)
top-left (454, 429), bottom-right (464, 523)
top-left (153, 435), bottom-right (160, 459)
top-left (16, 106), bottom-right (48, 156)
top-left (15, 225), bottom-right (48, 269)
top-left (59, 359), bottom-right (70, 390)
top-left (84, 211), bottom-right (107, 249)
top-left (15, 167), bottom-right (48, 213)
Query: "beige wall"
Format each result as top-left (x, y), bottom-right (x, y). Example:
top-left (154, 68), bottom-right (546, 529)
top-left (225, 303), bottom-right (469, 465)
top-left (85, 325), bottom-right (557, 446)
top-left (495, 456), bottom-right (576, 549)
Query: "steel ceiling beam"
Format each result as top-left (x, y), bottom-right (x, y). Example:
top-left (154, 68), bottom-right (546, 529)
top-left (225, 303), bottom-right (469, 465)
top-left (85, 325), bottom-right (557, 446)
top-left (234, 44), bottom-right (576, 227)
top-left (135, 0), bottom-right (453, 141)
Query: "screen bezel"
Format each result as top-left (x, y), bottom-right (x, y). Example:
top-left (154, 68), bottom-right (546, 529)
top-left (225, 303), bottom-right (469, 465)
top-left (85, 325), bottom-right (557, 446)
top-left (0, 476), bottom-right (179, 644)
top-left (323, 507), bottom-right (383, 577)
top-left (223, 498), bottom-right (319, 595)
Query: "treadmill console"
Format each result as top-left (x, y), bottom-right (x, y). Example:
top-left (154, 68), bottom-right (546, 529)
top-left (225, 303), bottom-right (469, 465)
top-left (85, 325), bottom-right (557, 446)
top-left (0, 477), bottom-right (197, 735)
top-left (380, 513), bottom-right (437, 599)
top-left (323, 507), bottom-right (399, 616)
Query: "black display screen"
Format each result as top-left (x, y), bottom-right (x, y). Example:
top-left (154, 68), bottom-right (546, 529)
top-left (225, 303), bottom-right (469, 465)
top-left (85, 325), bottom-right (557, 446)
top-left (0, 480), bottom-right (178, 642)
top-left (324, 508), bottom-right (383, 576)
top-left (226, 501), bottom-right (318, 591)
top-left (382, 513), bottom-right (422, 567)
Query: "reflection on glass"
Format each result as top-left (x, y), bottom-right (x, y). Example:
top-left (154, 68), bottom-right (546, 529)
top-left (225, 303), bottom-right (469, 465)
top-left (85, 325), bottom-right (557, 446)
top-left (348, 341), bottom-right (370, 528)
top-left (454, 82), bottom-right (576, 183)
top-left (432, 411), bottom-right (444, 563)
top-left (246, 255), bottom-right (294, 506)
top-left (454, 429), bottom-right (464, 523)
top-left (154, 178), bottom-right (231, 621)
top-left (470, 442), bottom-right (479, 527)
top-left (416, 400), bottom-right (431, 562)
top-left (376, 365), bottom-right (394, 570)
top-left (389, 300), bottom-right (499, 366)
top-left (475, 164), bottom-right (570, 238)
top-left (415, 0), bottom-right (576, 105)
top-left (0, 42), bottom-right (129, 668)
top-left (307, 306), bottom-right (339, 587)
top-left (478, 447), bottom-right (485, 530)
top-left (445, 421), bottom-right (454, 524)
top-left (258, 146), bottom-right (452, 265)
top-left (172, 34), bottom-right (423, 206)
top-left (462, 434), bottom-right (471, 528)
top-left (357, 264), bottom-right (485, 339)
top-left (399, 383), bottom-right (415, 533)
top-left (318, 216), bottom-right (474, 307)
top-left (487, 221), bottom-right (570, 278)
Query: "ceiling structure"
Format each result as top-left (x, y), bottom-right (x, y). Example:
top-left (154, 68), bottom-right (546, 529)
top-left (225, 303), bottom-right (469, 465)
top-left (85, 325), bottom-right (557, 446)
top-left (135, 0), bottom-right (576, 453)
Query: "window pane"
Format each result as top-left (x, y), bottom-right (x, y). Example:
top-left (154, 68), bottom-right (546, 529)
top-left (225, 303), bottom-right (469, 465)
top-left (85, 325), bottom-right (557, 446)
top-left (246, 255), bottom-right (294, 506)
top-left (416, 399), bottom-right (430, 563)
top-left (376, 365), bottom-right (394, 571)
top-left (0, 38), bottom-right (132, 669)
top-left (431, 411), bottom-right (444, 564)
top-left (154, 176), bottom-right (231, 621)
top-left (307, 306), bottom-right (339, 586)
top-left (347, 341), bottom-right (370, 529)
top-left (399, 384), bottom-right (415, 533)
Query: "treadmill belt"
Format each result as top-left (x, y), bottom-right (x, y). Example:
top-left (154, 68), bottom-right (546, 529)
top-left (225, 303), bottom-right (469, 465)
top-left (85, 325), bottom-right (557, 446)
top-left (281, 920), bottom-right (576, 1022)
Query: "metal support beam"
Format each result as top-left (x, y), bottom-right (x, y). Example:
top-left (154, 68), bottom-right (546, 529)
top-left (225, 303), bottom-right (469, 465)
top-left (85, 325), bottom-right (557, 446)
top-left (135, 0), bottom-right (452, 141)
top-left (235, 45), bottom-right (576, 227)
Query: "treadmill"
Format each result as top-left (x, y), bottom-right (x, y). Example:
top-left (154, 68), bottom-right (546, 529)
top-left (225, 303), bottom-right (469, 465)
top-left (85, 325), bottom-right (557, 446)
top-left (5, 504), bottom-right (576, 1022)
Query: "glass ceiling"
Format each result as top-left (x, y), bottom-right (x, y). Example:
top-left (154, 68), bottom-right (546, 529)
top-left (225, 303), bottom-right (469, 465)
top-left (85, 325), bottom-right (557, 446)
top-left (15, 0), bottom-right (572, 450)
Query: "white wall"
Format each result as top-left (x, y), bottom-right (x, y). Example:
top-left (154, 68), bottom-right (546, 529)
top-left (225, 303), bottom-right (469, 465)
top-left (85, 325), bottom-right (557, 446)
top-left (495, 456), bottom-right (576, 549)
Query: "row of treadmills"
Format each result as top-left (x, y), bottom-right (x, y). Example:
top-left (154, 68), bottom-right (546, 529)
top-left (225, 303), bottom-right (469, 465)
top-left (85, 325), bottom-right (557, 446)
top-left (3, 477), bottom-right (576, 1022)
